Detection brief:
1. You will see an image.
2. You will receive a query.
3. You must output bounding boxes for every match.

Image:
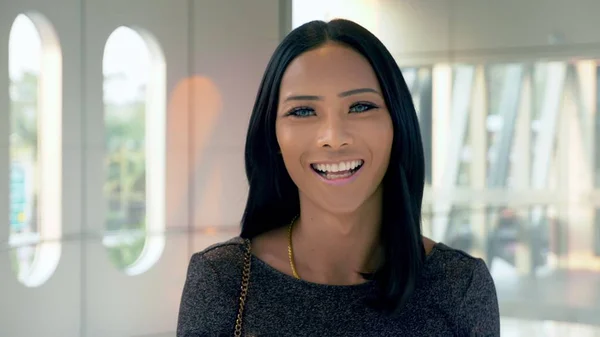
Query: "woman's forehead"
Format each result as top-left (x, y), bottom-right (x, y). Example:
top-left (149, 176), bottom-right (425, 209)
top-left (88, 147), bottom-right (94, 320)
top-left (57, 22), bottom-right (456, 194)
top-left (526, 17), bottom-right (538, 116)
top-left (279, 44), bottom-right (380, 94)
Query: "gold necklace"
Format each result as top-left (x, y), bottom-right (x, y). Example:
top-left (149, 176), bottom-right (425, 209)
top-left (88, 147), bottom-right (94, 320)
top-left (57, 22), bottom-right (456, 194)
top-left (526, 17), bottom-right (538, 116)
top-left (287, 216), bottom-right (300, 279)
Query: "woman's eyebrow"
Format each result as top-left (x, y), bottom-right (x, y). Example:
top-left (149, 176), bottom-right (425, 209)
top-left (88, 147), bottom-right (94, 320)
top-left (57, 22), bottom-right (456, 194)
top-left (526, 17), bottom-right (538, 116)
top-left (283, 87), bottom-right (380, 102)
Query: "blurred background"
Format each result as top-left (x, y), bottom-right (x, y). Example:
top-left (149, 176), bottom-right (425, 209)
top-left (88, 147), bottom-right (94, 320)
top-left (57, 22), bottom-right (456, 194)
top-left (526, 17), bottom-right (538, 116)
top-left (1, 0), bottom-right (599, 336)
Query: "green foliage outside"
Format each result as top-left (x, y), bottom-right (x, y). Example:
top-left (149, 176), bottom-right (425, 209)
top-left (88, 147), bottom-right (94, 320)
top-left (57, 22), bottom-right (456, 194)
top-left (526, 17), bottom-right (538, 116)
top-left (9, 71), bottom-right (149, 272)
top-left (9, 71), bottom-right (38, 278)
top-left (106, 226), bottom-right (146, 269)
top-left (104, 74), bottom-right (147, 270)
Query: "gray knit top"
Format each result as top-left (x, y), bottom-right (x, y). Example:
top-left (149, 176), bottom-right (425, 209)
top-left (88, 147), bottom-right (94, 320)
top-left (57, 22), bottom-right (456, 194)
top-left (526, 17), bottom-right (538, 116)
top-left (177, 237), bottom-right (500, 336)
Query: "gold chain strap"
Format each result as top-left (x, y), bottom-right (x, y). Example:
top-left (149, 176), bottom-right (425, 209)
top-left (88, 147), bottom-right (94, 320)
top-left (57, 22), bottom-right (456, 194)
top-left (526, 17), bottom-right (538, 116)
top-left (235, 216), bottom-right (296, 335)
top-left (287, 215), bottom-right (300, 279)
top-left (234, 238), bottom-right (252, 337)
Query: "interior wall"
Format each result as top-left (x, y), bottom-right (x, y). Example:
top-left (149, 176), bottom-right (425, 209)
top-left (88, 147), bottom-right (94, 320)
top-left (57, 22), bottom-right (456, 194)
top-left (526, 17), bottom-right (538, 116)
top-left (376, 0), bottom-right (600, 65)
top-left (0, 0), bottom-right (282, 336)
top-left (0, 1), bottom-right (84, 336)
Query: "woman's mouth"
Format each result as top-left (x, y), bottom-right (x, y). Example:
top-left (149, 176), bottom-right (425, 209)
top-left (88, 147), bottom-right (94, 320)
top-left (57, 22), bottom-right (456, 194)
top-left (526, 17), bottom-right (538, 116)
top-left (310, 160), bottom-right (364, 181)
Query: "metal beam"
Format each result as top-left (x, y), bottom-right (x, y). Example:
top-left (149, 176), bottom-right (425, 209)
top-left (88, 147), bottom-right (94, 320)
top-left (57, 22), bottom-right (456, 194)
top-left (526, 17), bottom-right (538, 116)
top-left (418, 70), bottom-right (433, 185)
top-left (279, 0), bottom-right (293, 40)
top-left (431, 65), bottom-right (474, 241)
top-left (530, 62), bottom-right (567, 225)
top-left (487, 64), bottom-right (524, 188)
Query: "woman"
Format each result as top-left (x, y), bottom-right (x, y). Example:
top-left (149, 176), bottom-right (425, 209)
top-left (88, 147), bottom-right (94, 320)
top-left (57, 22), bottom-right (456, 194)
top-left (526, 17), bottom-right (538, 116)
top-left (177, 19), bottom-right (500, 336)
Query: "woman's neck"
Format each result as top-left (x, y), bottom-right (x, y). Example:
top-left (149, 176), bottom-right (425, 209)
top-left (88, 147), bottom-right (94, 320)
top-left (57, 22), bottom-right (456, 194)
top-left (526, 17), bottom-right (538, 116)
top-left (292, 187), bottom-right (384, 285)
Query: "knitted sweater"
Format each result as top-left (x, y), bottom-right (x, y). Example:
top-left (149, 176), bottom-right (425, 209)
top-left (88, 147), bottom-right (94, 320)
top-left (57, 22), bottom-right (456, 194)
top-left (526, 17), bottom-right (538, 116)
top-left (177, 237), bottom-right (500, 336)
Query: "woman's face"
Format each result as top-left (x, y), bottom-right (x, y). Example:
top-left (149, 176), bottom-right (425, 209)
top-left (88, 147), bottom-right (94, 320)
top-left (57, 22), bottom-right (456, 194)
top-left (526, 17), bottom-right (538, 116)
top-left (275, 43), bottom-right (394, 214)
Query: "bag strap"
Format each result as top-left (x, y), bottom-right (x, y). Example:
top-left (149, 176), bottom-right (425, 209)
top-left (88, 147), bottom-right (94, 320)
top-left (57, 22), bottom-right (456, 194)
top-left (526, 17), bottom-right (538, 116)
top-left (234, 238), bottom-right (252, 337)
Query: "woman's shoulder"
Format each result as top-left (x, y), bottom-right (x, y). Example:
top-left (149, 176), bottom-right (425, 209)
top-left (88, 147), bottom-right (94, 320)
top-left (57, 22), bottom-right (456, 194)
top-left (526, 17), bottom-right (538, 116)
top-left (421, 243), bottom-right (500, 334)
top-left (178, 237), bottom-right (247, 335)
top-left (426, 243), bottom-right (500, 336)
top-left (195, 236), bottom-right (246, 261)
top-left (420, 242), bottom-right (497, 304)
top-left (186, 237), bottom-right (247, 284)
top-left (425, 242), bottom-right (493, 287)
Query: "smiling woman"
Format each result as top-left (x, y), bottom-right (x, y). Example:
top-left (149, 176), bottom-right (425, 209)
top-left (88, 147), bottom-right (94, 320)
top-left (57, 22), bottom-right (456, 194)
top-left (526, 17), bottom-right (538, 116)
top-left (177, 19), bottom-right (500, 337)
top-left (275, 43), bottom-right (393, 217)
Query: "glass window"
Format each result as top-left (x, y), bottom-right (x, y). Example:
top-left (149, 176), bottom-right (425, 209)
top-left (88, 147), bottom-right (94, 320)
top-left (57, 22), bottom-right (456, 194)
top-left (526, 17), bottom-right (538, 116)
top-left (485, 63), bottom-right (524, 188)
top-left (595, 65), bottom-right (600, 189)
top-left (8, 13), bottom-right (62, 287)
top-left (402, 67), bottom-right (433, 184)
top-left (452, 65), bottom-right (475, 187)
top-left (595, 65), bottom-right (600, 256)
top-left (102, 26), bottom-right (166, 274)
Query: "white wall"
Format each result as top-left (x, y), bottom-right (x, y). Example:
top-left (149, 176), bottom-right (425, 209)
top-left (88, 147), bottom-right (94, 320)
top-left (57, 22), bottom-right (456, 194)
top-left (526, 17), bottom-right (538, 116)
top-left (0, 1), bottom-right (282, 336)
top-left (0, 1), bottom-right (85, 336)
top-left (375, 0), bottom-right (600, 65)
top-left (291, 0), bottom-right (600, 64)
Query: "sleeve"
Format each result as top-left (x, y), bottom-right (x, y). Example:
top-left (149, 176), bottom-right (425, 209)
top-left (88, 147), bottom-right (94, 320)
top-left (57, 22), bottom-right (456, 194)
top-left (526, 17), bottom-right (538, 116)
top-left (456, 259), bottom-right (501, 337)
top-left (176, 253), bottom-right (237, 337)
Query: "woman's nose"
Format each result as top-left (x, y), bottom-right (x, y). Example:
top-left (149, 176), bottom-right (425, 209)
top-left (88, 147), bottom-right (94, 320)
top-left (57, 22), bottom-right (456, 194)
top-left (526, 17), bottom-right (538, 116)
top-left (316, 114), bottom-right (353, 149)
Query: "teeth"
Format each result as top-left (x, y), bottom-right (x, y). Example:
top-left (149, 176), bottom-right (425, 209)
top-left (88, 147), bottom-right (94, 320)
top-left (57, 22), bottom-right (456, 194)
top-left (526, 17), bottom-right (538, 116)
top-left (313, 160), bottom-right (363, 173)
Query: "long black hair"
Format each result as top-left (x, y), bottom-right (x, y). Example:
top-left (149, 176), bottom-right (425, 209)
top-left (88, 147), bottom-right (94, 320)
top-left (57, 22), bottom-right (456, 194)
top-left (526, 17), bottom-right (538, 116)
top-left (241, 19), bottom-right (426, 314)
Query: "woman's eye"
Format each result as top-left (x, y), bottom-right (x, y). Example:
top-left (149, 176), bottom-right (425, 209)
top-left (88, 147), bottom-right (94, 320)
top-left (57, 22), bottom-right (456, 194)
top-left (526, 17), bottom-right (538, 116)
top-left (349, 102), bottom-right (378, 113)
top-left (287, 107), bottom-right (315, 118)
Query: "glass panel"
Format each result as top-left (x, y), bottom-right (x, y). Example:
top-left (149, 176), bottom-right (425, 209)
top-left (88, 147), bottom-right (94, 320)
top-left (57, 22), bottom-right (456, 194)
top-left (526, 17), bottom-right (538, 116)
top-left (8, 14), bottom-right (42, 282)
top-left (485, 63), bottom-right (523, 189)
top-left (595, 65), bottom-right (600, 256)
top-left (103, 27), bottom-right (150, 270)
top-left (403, 67), bottom-right (433, 184)
top-left (8, 12), bottom-right (62, 287)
